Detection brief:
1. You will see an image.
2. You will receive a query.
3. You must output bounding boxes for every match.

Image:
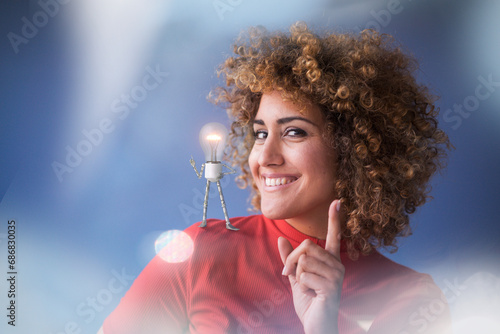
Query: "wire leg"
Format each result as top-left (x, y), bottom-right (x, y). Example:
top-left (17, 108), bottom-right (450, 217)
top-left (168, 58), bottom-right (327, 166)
top-left (199, 180), bottom-right (210, 228)
top-left (217, 181), bottom-right (239, 231)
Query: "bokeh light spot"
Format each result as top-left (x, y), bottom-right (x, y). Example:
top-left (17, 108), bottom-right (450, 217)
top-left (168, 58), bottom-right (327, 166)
top-left (154, 230), bottom-right (194, 263)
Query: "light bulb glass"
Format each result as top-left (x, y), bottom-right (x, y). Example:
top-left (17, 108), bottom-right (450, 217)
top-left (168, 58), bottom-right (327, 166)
top-left (199, 122), bottom-right (228, 162)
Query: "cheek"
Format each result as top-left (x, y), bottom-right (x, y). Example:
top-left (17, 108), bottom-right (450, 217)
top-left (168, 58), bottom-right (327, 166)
top-left (248, 148), bottom-right (259, 178)
top-left (303, 146), bottom-right (337, 182)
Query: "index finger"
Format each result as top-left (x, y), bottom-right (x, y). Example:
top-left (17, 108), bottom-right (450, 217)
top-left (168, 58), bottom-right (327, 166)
top-left (325, 199), bottom-right (342, 259)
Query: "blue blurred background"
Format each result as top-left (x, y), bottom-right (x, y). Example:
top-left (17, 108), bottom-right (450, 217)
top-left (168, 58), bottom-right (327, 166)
top-left (1, 0), bottom-right (499, 333)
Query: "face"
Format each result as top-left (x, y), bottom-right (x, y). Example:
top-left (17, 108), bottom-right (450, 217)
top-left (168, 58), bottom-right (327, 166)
top-left (249, 91), bottom-right (338, 225)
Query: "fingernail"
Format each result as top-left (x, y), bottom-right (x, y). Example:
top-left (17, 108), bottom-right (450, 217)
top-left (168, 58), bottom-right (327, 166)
top-left (336, 200), bottom-right (341, 212)
top-left (282, 265), bottom-right (287, 276)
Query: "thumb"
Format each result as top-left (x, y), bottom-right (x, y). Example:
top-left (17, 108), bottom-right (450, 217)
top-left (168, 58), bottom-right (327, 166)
top-left (277, 236), bottom-right (293, 265)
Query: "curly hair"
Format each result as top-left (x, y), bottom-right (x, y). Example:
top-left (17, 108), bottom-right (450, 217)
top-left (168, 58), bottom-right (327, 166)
top-left (211, 22), bottom-right (451, 258)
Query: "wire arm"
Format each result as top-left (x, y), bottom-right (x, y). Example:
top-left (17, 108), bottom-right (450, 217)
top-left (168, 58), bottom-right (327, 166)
top-left (190, 156), bottom-right (205, 179)
top-left (221, 163), bottom-right (236, 176)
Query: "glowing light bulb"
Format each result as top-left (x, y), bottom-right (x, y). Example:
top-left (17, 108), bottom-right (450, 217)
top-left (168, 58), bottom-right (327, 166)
top-left (199, 122), bottom-right (228, 162)
top-left (190, 121), bottom-right (239, 230)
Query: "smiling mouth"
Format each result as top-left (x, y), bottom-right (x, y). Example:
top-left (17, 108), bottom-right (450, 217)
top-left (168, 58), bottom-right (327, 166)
top-left (264, 176), bottom-right (298, 187)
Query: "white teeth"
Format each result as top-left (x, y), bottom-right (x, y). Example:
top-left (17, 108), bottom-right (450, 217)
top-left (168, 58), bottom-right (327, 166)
top-left (264, 177), bottom-right (296, 187)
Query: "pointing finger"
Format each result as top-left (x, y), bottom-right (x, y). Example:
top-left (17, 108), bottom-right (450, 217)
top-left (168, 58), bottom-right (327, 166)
top-left (277, 236), bottom-right (294, 273)
top-left (325, 199), bottom-right (342, 259)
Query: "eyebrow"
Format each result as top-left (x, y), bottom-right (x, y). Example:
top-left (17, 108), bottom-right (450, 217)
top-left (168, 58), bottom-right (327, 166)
top-left (253, 116), bottom-right (318, 126)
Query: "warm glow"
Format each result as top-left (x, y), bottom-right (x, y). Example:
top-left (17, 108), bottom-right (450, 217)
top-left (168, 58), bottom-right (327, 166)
top-left (207, 134), bottom-right (221, 141)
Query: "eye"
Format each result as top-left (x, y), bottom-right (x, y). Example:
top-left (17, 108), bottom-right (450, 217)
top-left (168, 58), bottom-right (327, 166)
top-left (284, 128), bottom-right (307, 138)
top-left (253, 129), bottom-right (267, 141)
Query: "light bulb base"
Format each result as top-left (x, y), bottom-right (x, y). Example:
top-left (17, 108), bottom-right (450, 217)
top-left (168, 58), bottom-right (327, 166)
top-left (205, 162), bottom-right (222, 182)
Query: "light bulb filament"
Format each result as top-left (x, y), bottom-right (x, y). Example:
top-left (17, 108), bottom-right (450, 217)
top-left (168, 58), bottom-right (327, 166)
top-left (206, 134), bottom-right (221, 141)
top-left (207, 134), bottom-right (221, 161)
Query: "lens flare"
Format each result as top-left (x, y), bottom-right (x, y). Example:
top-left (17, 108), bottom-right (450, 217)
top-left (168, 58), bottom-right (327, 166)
top-left (454, 316), bottom-right (500, 334)
top-left (154, 230), bottom-right (194, 263)
top-left (452, 271), bottom-right (500, 334)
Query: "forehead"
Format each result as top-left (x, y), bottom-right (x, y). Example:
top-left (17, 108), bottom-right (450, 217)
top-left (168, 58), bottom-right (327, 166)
top-left (255, 92), bottom-right (323, 124)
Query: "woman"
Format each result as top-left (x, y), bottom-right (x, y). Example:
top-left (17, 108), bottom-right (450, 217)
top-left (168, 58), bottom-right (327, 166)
top-left (100, 22), bottom-right (452, 333)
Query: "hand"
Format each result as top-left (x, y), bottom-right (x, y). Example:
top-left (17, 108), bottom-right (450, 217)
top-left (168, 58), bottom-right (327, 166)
top-left (278, 200), bottom-right (344, 334)
top-left (189, 156), bottom-right (195, 167)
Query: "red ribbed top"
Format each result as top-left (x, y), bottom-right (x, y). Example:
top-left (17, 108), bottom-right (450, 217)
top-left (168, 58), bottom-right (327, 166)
top-left (103, 215), bottom-right (450, 333)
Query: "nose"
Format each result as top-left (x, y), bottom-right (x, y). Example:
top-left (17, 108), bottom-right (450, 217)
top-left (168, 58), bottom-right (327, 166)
top-left (257, 134), bottom-right (284, 167)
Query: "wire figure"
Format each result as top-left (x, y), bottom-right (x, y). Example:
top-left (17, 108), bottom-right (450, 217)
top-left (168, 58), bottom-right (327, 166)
top-left (190, 156), bottom-right (239, 231)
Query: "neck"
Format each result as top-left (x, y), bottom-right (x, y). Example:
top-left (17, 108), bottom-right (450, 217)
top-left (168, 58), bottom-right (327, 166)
top-left (285, 210), bottom-right (329, 239)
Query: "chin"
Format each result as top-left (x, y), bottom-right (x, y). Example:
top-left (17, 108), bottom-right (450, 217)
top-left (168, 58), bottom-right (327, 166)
top-left (262, 211), bottom-right (283, 220)
top-left (261, 205), bottom-right (293, 220)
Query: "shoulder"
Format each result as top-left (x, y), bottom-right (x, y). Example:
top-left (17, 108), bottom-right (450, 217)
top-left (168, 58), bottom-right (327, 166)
top-left (367, 250), bottom-right (427, 278)
top-left (179, 215), bottom-right (283, 285)
top-left (183, 215), bottom-right (268, 241)
top-left (342, 251), bottom-right (451, 333)
top-left (344, 250), bottom-right (445, 302)
top-left (181, 215), bottom-right (271, 257)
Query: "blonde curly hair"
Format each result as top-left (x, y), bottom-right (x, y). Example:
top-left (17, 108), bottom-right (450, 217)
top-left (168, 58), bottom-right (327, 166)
top-left (211, 22), bottom-right (451, 258)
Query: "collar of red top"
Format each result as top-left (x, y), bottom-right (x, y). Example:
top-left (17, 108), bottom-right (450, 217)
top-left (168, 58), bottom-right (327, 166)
top-left (264, 215), bottom-right (348, 253)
